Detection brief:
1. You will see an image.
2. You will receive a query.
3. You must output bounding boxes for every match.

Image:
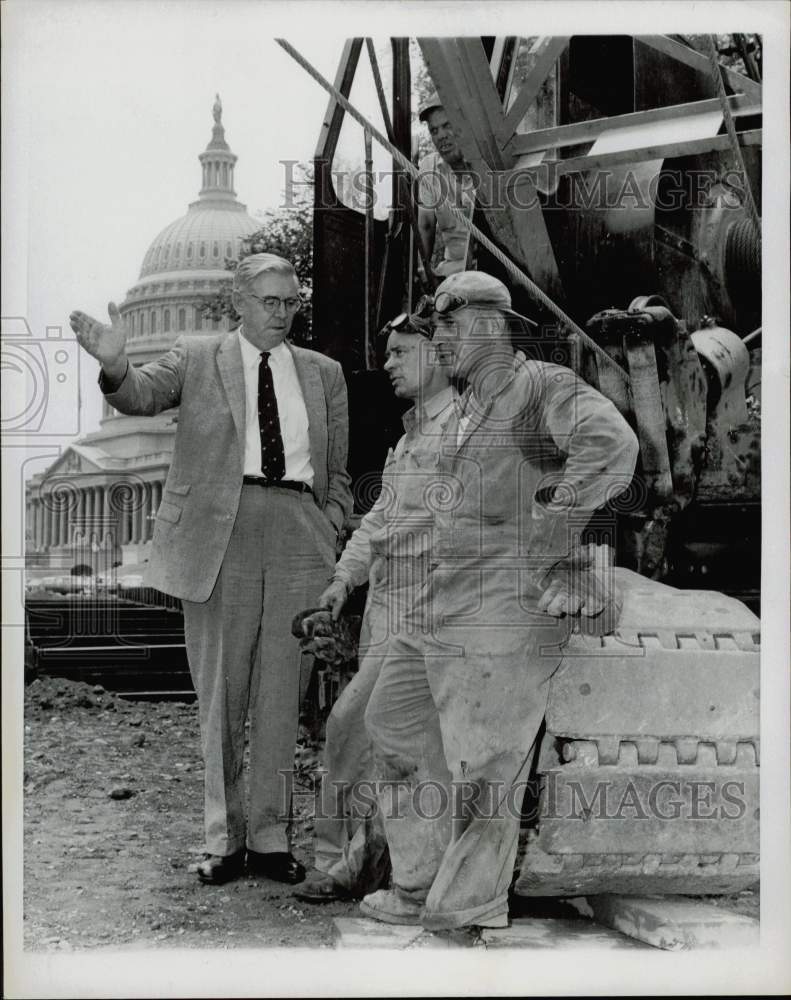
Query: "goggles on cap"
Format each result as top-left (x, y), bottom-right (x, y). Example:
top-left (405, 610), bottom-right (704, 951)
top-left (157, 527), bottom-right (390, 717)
top-left (415, 291), bottom-right (498, 318)
top-left (414, 292), bottom-right (463, 318)
top-left (416, 291), bottom-right (538, 331)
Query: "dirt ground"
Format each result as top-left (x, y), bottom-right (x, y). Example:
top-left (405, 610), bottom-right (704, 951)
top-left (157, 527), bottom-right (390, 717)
top-left (23, 675), bottom-right (358, 951)
top-left (22, 674), bottom-right (758, 952)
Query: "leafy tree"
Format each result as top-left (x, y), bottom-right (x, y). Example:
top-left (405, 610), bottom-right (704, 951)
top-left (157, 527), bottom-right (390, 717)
top-left (203, 163), bottom-right (315, 344)
top-left (684, 34), bottom-right (762, 79)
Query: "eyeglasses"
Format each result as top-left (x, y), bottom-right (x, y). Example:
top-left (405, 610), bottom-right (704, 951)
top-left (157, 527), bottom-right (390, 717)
top-left (246, 293), bottom-right (301, 313)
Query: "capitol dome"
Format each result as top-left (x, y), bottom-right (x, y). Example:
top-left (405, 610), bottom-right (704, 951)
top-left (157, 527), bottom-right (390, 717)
top-left (25, 96), bottom-right (266, 574)
top-left (120, 95), bottom-right (260, 353)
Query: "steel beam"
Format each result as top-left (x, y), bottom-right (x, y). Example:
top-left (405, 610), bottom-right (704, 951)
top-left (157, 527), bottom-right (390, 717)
top-left (313, 38), bottom-right (363, 162)
top-left (502, 36), bottom-right (570, 136)
top-left (637, 35), bottom-right (762, 102)
top-left (510, 129), bottom-right (762, 181)
top-left (509, 94), bottom-right (760, 157)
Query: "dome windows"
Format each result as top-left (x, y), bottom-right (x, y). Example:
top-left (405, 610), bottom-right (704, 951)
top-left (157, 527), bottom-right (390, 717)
top-left (226, 242), bottom-right (233, 258)
top-left (213, 242), bottom-right (220, 259)
top-left (194, 307), bottom-right (202, 331)
top-left (163, 308), bottom-right (171, 333)
top-left (178, 308), bottom-right (186, 331)
top-left (200, 242), bottom-right (206, 259)
top-left (186, 243), bottom-right (194, 260)
top-left (150, 310), bottom-right (157, 334)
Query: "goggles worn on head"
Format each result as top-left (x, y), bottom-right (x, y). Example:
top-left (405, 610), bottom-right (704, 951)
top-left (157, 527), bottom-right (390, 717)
top-left (379, 311), bottom-right (434, 339)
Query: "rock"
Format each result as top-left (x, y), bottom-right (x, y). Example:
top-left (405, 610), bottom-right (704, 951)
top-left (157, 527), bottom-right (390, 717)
top-left (108, 786), bottom-right (135, 800)
top-left (128, 716), bottom-right (143, 727)
top-left (39, 698), bottom-right (53, 710)
top-left (131, 733), bottom-right (146, 747)
top-left (92, 685), bottom-right (105, 694)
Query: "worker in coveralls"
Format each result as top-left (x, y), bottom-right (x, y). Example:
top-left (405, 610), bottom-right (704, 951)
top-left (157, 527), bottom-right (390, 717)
top-left (359, 271), bottom-right (640, 929)
top-left (295, 312), bottom-right (457, 902)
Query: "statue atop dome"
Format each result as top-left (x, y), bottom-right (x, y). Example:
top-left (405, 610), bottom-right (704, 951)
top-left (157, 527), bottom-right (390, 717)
top-left (205, 92), bottom-right (231, 155)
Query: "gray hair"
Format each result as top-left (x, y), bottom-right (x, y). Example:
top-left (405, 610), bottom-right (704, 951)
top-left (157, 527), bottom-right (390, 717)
top-left (233, 253), bottom-right (297, 292)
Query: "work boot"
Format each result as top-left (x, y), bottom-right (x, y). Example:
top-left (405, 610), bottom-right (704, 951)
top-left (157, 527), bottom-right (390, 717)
top-left (359, 889), bottom-right (424, 926)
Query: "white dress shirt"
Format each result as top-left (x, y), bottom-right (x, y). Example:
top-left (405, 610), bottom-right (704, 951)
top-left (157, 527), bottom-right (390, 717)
top-left (238, 330), bottom-right (314, 485)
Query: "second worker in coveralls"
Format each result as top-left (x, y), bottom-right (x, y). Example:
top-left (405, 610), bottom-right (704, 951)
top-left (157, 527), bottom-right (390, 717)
top-left (358, 271), bottom-right (640, 930)
top-left (295, 312), bottom-right (457, 902)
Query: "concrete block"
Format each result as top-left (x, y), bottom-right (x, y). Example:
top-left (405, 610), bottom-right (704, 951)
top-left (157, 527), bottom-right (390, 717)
top-left (587, 895), bottom-right (760, 950)
top-left (480, 917), bottom-right (647, 949)
top-left (333, 917), bottom-right (424, 948)
top-left (333, 918), bottom-right (475, 949)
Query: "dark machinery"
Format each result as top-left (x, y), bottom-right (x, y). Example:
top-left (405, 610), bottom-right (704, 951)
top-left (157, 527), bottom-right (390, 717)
top-left (304, 35), bottom-right (761, 897)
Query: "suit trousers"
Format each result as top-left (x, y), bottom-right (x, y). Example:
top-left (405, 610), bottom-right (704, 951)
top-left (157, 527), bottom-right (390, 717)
top-left (182, 484), bottom-right (336, 856)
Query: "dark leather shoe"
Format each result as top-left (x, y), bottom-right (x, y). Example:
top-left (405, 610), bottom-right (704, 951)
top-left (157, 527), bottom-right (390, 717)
top-left (293, 868), bottom-right (353, 903)
top-left (246, 850), bottom-right (306, 885)
top-left (196, 849), bottom-right (246, 885)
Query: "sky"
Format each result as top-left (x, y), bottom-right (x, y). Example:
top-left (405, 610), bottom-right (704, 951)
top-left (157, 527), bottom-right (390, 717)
top-left (3, 1), bottom-right (370, 437)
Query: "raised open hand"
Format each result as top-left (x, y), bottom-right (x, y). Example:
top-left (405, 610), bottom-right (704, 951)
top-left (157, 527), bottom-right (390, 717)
top-left (69, 302), bottom-right (127, 371)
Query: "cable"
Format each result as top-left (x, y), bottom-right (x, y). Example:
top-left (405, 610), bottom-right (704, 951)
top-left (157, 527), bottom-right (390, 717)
top-left (700, 34), bottom-right (762, 235)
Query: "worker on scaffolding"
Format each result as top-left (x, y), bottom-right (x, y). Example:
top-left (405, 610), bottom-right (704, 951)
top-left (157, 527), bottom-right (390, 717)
top-left (416, 93), bottom-right (477, 278)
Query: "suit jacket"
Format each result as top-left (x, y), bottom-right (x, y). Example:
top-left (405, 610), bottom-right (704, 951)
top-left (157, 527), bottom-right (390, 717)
top-left (101, 334), bottom-right (352, 602)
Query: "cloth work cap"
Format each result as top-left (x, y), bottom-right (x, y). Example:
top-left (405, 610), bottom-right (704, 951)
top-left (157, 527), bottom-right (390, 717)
top-left (418, 92), bottom-right (443, 122)
top-left (434, 271), bottom-right (538, 329)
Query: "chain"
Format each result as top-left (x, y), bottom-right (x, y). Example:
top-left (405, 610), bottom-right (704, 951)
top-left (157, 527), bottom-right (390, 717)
top-left (276, 38), bottom-right (631, 387)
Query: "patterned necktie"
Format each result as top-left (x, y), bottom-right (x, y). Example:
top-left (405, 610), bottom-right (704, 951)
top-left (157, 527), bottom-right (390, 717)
top-left (258, 351), bottom-right (286, 481)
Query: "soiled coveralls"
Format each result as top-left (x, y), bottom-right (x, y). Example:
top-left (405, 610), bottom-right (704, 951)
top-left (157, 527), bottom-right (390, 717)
top-left (312, 387), bottom-right (457, 895)
top-left (363, 355), bottom-right (640, 928)
top-left (417, 151), bottom-right (476, 278)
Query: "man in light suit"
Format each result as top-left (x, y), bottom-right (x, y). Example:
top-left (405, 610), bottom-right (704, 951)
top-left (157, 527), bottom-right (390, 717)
top-left (70, 253), bottom-right (352, 886)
